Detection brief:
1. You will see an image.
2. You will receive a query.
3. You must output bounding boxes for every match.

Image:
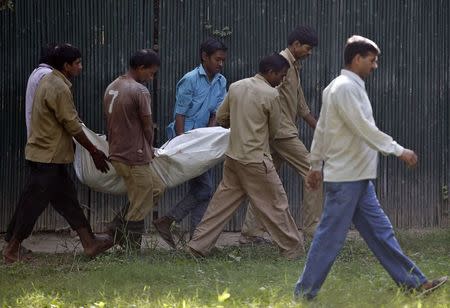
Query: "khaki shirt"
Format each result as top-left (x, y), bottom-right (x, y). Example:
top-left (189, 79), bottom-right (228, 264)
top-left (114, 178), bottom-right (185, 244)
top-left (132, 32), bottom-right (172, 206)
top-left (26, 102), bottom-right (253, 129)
top-left (216, 74), bottom-right (281, 164)
top-left (275, 48), bottom-right (311, 139)
top-left (25, 70), bottom-right (82, 163)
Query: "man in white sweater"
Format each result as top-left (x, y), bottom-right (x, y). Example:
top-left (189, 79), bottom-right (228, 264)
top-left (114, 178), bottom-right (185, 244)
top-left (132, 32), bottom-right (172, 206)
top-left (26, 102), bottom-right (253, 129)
top-left (294, 35), bottom-right (447, 299)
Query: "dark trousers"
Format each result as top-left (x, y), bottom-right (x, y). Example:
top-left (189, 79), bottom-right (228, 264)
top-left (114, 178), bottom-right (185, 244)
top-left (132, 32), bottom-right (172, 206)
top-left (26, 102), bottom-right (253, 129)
top-left (5, 161), bottom-right (90, 242)
top-left (167, 170), bottom-right (213, 231)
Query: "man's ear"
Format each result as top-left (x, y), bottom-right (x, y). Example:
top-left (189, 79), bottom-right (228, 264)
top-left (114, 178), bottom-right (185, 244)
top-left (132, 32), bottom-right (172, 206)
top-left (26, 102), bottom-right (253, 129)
top-left (201, 51), bottom-right (209, 63)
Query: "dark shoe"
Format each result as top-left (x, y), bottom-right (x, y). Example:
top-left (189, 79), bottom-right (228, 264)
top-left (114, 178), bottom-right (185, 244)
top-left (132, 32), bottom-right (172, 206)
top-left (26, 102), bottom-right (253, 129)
top-left (152, 216), bottom-right (176, 249)
top-left (417, 276), bottom-right (448, 296)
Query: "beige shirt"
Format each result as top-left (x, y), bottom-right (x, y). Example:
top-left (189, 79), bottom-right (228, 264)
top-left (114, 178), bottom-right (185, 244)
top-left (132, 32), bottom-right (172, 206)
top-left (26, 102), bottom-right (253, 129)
top-left (275, 48), bottom-right (311, 139)
top-left (25, 70), bottom-right (82, 164)
top-left (216, 74), bottom-right (281, 164)
top-left (310, 69), bottom-right (404, 181)
top-left (104, 75), bottom-right (153, 165)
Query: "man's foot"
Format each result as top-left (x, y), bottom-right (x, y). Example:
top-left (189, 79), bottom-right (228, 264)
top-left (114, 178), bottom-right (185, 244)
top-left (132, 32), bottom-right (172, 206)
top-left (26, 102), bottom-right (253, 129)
top-left (238, 235), bottom-right (271, 246)
top-left (83, 234), bottom-right (114, 258)
top-left (152, 216), bottom-right (176, 249)
top-left (2, 239), bottom-right (32, 264)
top-left (416, 276), bottom-right (448, 296)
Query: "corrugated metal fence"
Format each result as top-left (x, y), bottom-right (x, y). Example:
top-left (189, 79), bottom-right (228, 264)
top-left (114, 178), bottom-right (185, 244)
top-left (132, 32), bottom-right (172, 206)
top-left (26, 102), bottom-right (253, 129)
top-left (1, 0), bottom-right (449, 232)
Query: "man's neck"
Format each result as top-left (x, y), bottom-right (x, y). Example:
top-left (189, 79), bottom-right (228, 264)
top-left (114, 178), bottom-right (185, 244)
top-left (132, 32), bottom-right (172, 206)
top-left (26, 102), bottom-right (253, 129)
top-left (202, 66), bottom-right (215, 82)
top-left (344, 65), bottom-right (364, 79)
top-left (287, 45), bottom-right (299, 61)
top-left (126, 70), bottom-right (140, 82)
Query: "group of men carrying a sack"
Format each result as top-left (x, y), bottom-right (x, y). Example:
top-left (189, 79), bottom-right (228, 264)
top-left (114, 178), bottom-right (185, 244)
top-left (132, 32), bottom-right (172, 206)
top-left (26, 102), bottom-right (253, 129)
top-left (3, 25), bottom-right (447, 299)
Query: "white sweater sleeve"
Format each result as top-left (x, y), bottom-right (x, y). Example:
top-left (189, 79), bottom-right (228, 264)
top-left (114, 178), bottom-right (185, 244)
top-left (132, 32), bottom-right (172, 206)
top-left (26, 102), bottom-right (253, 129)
top-left (335, 85), bottom-right (404, 157)
top-left (309, 114), bottom-right (326, 171)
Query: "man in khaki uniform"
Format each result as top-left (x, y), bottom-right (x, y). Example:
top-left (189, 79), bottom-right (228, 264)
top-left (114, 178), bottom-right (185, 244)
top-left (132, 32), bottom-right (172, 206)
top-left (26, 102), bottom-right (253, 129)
top-left (187, 54), bottom-right (304, 260)
top-left (241, 26), bottom-right (323, 243)
top-left (3, 44), bottom-right (112, 263)
top-left (104, 49), bottom-right (165, 250)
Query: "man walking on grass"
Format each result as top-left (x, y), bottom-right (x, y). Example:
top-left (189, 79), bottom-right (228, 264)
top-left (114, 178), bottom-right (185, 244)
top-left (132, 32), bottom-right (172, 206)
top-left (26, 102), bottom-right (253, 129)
top-left (294, 35), bottom-right (447, 300)
top-left (104, 49), bottom-right (165, 250)
top-left (3, 44), bottom-right (112, 263)
top-left (187, 54), bottom-right (304, 260)
top-left (152, 38), bottom-right (227, 248)
top-left (240, 26), bottom-right (323, 245)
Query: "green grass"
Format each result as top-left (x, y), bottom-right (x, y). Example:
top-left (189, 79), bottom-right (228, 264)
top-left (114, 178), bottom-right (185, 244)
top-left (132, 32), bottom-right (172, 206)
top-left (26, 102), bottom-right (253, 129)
top-left (1, 230), bottom-right (449, 307)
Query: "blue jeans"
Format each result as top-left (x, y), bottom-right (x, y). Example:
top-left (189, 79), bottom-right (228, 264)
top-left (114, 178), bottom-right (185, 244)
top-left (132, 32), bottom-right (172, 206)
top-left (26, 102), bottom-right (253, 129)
top-left (167, 170), bottom-right (212, 231)
top-left (294, 180), bottom-right (427, 299)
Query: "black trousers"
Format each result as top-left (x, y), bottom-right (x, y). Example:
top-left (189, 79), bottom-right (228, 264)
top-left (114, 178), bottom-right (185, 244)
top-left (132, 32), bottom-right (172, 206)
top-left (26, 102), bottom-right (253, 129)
top-left (5, 161), bottom-right (90, 242)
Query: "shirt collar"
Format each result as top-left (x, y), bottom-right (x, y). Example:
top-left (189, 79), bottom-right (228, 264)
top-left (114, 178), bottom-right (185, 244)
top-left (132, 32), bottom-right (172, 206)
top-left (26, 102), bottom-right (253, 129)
top-left (198, 64), bottom-right (222, 84)
top-left (38, 63), bottom-right (53, 70)
top-left (281, 48), bottom-right (297, 65)
top-left (341, 69), bottom-right (365, 89)
top-left (281, 48), bottom-right (301, 68)
top-left (254, 73), bottom-right (271, 86)
top-left (53, 69), bottom-right (72, 88)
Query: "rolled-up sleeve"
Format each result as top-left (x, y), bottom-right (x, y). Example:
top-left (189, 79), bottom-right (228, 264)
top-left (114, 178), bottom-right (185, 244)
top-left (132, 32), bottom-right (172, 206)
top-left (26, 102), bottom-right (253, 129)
top-left (216, 92), bottom-right (231, 128)
top-left (174, 77), bottom-right (194, 115)
top-left (49, 89), bottom-right (82, 136)
top-left (297, 81), bottom-right (311, 118)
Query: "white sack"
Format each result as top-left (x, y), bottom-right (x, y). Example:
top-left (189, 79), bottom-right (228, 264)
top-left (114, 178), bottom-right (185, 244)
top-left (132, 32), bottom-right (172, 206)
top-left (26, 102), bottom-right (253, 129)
top-left (152, 126), bottom-right (230, 187)
top-left (73, 126), bottom-right (230, 194)
top-left (73, 125), bottom-right (127, 194)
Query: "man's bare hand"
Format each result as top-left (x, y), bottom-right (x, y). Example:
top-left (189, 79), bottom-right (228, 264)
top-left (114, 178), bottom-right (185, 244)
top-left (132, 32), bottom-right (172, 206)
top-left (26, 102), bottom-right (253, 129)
top-left (399, 149), bottom-right (418, 168)
top-left (306, 170), bottom-right (322, 190)
top-left (90, 149), bottom-right (110, 173)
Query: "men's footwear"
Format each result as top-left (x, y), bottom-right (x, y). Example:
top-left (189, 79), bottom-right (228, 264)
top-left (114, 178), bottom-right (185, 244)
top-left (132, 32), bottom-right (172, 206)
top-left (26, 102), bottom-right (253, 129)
top-left (417, 276), bottom-right (448, 296)
top-left (152, 216), bottom-right (176, 249)
top-left (238, 235), bottom-right (271, 246)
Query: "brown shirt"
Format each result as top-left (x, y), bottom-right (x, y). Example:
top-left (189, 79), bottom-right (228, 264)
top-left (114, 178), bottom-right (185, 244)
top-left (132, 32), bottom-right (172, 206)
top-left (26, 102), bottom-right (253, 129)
top-left (25, 70), bottom-right (82, 163)
top-left (275, 48), bottom-right (311, 139)
top-left (104, 75), bottom-right (153, 165)
top-left (216, 74), bottom-right (281, 164)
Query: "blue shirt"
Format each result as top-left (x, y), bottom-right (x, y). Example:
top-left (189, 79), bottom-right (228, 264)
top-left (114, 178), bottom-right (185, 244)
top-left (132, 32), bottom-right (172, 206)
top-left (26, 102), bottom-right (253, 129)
top-left (167, 65), bottom-right (226, 138)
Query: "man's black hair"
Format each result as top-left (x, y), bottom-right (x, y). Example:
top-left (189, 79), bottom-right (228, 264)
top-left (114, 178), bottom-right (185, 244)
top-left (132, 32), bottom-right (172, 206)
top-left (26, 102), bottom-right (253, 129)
top-left (39, 43), bottom-right (57, 65)
top-left (344, 36), bottom-right (380, 65)
top-left (287, 25), bottom-right (318, 46)
top-left (200, 37), bottom-right (228, 62)
top-left (259, 53), bottom-right (290, 74)
top-left (51, 43), bottom-right (82, 71)
top-left (129, 49), bottom-right (161, 69)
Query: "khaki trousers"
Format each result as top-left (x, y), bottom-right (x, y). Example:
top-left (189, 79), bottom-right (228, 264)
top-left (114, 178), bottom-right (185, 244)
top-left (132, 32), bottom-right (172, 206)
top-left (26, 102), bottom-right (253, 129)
top-left (111, 161), bottom-right (165, 221)
top-left (188, 157), bottom-right (304, 259)
top-left (242, 137), bottom-right (323, 236)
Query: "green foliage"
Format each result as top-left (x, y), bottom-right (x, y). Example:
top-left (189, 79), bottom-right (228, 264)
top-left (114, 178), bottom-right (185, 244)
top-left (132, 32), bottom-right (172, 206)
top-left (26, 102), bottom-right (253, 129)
top-left (0, 230), bottom-right (449, 307)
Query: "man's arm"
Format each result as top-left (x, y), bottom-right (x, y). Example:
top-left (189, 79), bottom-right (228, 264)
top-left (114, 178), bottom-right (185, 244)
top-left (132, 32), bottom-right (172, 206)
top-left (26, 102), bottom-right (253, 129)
top-left (268, 96), bottom-right (281, 141)
top-left (303, 112), bottom-right (318, 129)
top-left (51, 89), bottom-right (109, 172)
top-left (73, 130), bottom-right (110, 173)
top-left (140, 114), bottom-right (155, 157)
top-left (173, 77), bottom-right (194, 136)
top-left (335, 86), bottom-right (405, 157)
top-left (208, 113), bottom-right (216, 127)
top-left (175, 114), bottom-right (185, 136)
top-left (216, 93), bottom-right (231, 128)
